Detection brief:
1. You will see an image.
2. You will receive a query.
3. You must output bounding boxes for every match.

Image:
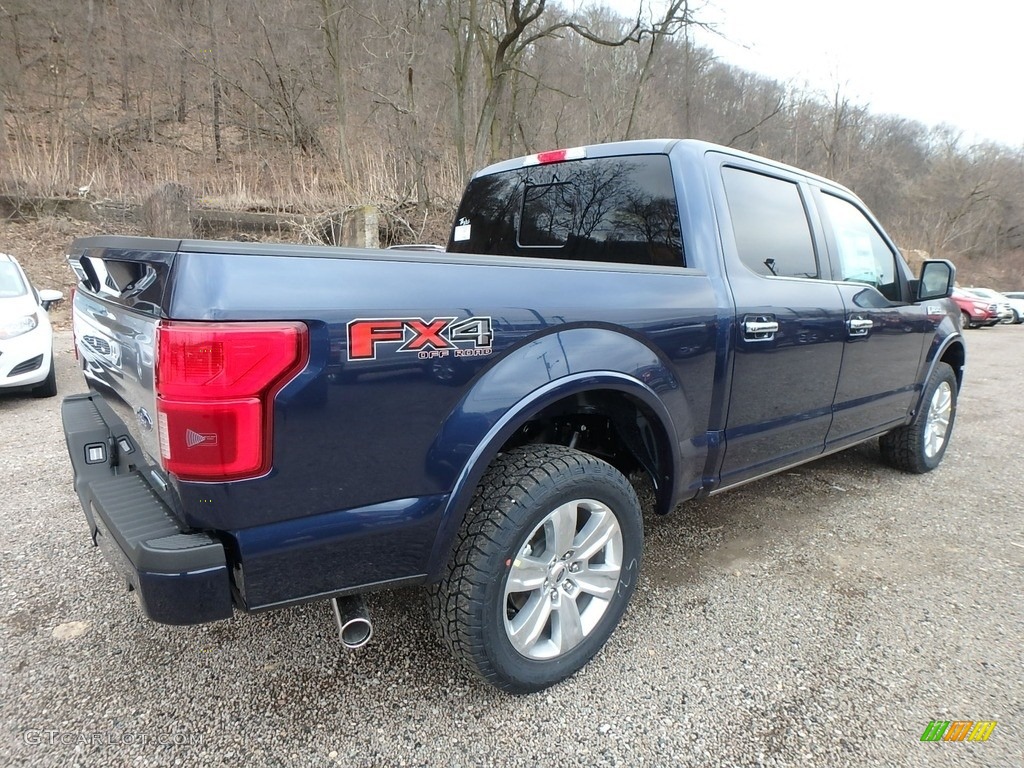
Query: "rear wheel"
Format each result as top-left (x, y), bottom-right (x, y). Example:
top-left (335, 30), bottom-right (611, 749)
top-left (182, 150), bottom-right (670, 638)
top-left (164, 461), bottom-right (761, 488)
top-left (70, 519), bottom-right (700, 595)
top-left (880, 362), bottom-right (956, 473)
top-left (430, 444), bottom-right (642, 693)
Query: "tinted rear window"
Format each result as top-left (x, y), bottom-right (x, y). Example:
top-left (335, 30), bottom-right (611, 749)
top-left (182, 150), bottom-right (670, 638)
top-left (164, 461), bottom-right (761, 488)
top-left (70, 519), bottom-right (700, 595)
top-left (448, 155), bottom-right (684, 267)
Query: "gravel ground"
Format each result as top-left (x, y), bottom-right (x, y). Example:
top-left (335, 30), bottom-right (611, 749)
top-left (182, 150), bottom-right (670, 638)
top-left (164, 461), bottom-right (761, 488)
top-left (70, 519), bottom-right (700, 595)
top-left (2, 327), bottom-right (1021, 768)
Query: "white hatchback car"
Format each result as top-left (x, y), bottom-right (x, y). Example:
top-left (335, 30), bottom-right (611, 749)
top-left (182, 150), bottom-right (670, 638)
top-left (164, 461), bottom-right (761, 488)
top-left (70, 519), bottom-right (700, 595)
top-left (0, 252), bottom-right (63, 397)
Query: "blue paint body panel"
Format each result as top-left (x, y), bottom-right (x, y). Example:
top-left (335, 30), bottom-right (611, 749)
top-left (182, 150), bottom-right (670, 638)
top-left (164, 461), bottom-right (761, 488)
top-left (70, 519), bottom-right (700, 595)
top-left (59, 139), bottom-right (964, 623)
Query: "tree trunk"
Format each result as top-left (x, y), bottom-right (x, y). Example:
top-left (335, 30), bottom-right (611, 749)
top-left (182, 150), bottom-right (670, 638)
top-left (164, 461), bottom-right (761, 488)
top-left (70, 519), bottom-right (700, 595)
top-left (84, 0), bottom-right (96, 100)
top-left (206, 0), bottom-right (222, 162)
top-left (473, 55), bottom-right (508, 170)
top-left (447, 0), bottom-right (477, 183)
top-left (406, 66), bottom-right (428, 214)
top-left (177, 47), bottom-right (188, 123)
top-left (319, 0), bottom-right (354, 184)
top-left (116, 1), bottom-right (130, 111)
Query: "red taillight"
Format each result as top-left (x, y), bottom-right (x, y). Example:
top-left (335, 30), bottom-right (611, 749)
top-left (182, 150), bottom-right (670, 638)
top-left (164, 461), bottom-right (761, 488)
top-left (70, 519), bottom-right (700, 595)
top-left (155, 321), bottom-right (308, 481)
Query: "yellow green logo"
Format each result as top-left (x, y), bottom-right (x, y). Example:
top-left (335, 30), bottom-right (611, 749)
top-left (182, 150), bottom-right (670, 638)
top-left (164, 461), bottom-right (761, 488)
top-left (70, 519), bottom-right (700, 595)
top-left (920, 720), bottom-right (997, 742)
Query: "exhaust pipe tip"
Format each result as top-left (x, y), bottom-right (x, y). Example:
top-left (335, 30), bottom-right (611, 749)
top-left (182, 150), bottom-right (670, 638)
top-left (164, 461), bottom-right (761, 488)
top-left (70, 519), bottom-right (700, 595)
top-left (331, 596), bottom-right (373, 650)
top-left (339, 616), bottom-right (373, 650)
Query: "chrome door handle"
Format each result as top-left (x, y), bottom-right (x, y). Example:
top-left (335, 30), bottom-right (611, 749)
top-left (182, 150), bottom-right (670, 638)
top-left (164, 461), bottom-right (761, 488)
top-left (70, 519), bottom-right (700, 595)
top-left (847, 317), bottom-right (873, 336)
top-left (743, 318), bottom-right (779, 341)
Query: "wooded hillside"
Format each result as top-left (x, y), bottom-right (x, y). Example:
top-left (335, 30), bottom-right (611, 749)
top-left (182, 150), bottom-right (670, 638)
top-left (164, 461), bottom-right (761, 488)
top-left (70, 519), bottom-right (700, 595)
top-left (1, 0), bottom-right (1021, 282)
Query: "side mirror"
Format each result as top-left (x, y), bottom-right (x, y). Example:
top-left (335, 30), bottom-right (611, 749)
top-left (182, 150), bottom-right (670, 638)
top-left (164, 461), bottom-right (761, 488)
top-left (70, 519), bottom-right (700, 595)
top-left (38, 289), bottom-right (64, 311)
top-left (916, 260), bottom-right (955, 301)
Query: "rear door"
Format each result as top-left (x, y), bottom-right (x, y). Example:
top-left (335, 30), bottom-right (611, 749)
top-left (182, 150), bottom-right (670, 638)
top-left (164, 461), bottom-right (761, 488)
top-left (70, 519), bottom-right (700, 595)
top-left (712, 158), bottom-right (847, 487)
top-left (814, 191), bottom-right (931, 447)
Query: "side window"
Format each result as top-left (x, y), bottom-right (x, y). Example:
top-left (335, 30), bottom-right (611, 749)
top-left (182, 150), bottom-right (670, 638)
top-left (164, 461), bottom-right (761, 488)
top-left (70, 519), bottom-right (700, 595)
top-left (721, 167), bottom-right (818, 279)
top-left (819, 193), bottom-right (900, 301)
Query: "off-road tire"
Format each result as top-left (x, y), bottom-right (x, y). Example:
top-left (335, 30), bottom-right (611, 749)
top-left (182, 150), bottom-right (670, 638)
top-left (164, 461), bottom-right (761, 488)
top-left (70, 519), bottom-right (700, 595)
top-left (879, 362), bottom-right (957, 473)
top-left (429, 444), bottom-right (642, 693)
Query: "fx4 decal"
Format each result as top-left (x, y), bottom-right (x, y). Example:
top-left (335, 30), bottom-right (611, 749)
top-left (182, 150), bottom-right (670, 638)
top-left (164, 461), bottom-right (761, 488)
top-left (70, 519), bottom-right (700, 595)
top-left (347, 316), bottom-right (494, 361)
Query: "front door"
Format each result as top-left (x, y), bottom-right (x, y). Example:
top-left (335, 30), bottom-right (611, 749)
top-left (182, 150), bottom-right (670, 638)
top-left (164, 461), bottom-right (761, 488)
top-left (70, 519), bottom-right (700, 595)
top-left (815, 191), bottom-right (931, 447)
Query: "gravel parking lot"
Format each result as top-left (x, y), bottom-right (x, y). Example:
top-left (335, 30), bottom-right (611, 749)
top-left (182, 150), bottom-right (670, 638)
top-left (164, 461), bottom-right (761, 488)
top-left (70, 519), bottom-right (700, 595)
top-left (2, 327), bottom-right (1021, 768)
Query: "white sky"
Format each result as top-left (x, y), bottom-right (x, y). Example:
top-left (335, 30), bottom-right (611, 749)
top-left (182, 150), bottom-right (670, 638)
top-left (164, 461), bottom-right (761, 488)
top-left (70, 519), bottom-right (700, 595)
top-left (591, 0), bottom-right (1024, 148)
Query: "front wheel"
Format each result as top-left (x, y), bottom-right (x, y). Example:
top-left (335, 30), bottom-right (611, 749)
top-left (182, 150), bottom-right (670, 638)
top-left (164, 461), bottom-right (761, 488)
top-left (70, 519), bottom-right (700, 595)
top-left (879, 362), bottom-right (957, 473)
top-left (32, 355), bottom-right (57, 398)
top-left (429, 444), bottom-right (642, 693)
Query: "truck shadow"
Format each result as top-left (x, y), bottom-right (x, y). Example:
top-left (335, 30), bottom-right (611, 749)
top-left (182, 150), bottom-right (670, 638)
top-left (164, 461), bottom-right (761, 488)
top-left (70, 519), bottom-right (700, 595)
top-left (164, 440), bottom-right (909, 699)
top-left (641, 441), bottom-right (890, 588)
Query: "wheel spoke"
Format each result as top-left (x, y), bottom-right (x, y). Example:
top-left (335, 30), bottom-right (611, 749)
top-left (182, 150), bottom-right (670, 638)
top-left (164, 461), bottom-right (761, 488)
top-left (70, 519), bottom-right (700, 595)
top-left (545, 501), bottom-right (579, 558)
top-left (508, 593), bottom-right (553, 652)
top-left (552, 595), bottom-right (585, 653)
top-left (572, 508), bottom-right (617, 560)
top-left (505, 555), bottom-right (548, 593)
top-left (924, 382), bottom-right (952, 458)
top-left (572, 564), bottom-right (619, 598)
top-left (501, 487), bottom-right (634, 663)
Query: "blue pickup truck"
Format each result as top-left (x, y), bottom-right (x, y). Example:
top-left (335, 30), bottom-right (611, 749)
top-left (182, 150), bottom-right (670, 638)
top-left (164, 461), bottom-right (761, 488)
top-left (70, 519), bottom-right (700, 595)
top-left (61, 139), bottom-right (963, 692)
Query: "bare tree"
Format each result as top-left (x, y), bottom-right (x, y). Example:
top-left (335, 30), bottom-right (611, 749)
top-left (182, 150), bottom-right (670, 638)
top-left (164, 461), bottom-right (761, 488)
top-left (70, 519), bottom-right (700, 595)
top-left (470, 0), bottom-right (649, 168)
top-left (623, 0), bottom-right (697, 140)
top-left (443, 0), bottom-right (478, 182)
top-left (318, 0), bottom-right (354, 182)
top-left (205, 0), bottom-right (222, 161)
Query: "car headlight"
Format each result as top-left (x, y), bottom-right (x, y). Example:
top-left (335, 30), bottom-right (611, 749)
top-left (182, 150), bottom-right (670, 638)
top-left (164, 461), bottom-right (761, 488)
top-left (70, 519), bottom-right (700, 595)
top-left (972, 302), bottom-right (988, 311)
top-left (0, 312), bottom-right (38, 340)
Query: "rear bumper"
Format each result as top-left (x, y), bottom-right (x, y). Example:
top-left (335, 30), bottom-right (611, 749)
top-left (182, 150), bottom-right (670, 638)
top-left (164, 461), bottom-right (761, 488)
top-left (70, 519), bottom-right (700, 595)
top-left (61, 393), bottom-right (233, 625)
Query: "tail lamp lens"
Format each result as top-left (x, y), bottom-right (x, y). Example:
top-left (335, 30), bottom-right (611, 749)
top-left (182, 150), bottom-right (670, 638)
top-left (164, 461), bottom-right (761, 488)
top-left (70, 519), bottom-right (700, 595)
top-left (156, 322), bottom-right (308, 480)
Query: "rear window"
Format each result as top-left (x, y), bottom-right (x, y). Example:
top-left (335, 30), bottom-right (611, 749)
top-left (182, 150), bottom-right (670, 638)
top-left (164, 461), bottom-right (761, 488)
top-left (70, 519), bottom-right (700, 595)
top-left (448, 155), bottom-right (684, 267)
top-left (0, 261), bottom-right (27, 298)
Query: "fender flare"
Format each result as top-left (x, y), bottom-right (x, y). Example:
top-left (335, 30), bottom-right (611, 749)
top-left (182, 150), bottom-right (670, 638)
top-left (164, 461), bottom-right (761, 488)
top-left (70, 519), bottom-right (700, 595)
top-left (424, 370), bottom-right (682, 580)
top-left (915, 332), bottom-right (965, 415)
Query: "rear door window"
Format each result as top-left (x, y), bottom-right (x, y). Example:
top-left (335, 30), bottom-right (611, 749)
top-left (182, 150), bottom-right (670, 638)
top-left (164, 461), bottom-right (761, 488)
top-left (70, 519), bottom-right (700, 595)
top-left (449, 155), bottom-right (685, 267)
top-left (721, 167), bottom-right (819, 279)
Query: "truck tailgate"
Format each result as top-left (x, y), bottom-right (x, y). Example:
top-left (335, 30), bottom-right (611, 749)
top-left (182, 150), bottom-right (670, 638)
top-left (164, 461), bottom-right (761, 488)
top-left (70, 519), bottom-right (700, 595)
top-left (63, 239), bottom-right (234, 624)
top-left (67, 237), bottom-right (178, 467)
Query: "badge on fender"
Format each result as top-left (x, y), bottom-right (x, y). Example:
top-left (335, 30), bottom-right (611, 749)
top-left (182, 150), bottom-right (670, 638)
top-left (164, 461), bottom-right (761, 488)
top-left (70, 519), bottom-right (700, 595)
top-left (346, 316), bottom-right (493, 361)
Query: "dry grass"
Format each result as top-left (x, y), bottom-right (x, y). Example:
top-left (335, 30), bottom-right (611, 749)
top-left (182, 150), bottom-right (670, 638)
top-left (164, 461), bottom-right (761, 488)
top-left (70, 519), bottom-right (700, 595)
top-left (1, 115), bottom-right (463, 251)
top-left (3, 105), bottom-right (1017, 287)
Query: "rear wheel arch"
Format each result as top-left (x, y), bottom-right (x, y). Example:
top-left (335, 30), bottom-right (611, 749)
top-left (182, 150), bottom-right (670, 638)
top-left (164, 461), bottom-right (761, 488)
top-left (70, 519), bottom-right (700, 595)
top-left (500, 387), bottom-right (677, 504)
top-left (425, 375), bottom-right (679, 582)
